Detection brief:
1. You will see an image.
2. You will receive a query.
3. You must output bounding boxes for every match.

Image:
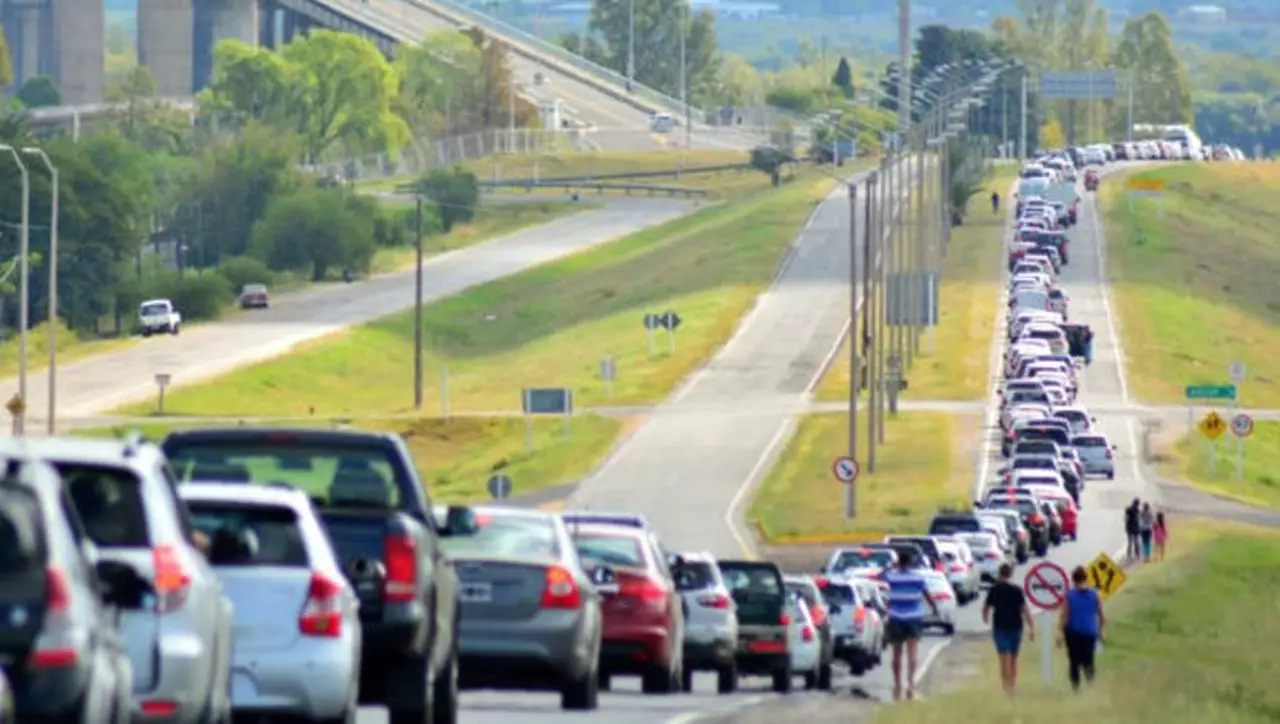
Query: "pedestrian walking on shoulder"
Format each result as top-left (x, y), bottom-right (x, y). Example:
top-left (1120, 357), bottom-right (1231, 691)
top-left (1139, 503), bottom-right (1155, 563)
top-left (982, 563), bottom-right (1035, 696)
top-left (1057, 566), bottom-right (1105, 691)
top-left (1154, 512), bottom-right (1168, 562)
top-left (991, 191), bottom-right (1001, 214)
top-left (1124, 499), bottom-right (1141, 560)
top-left (882, 550), bottom-right (940, 702)
top-left (1082, 327), bottom-right (1095, 365)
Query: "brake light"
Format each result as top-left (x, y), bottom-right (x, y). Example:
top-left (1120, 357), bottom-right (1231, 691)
top-left (299, 572), bottom-right (344, 638)
top-left (853, 604), bottom-right (866, 631)
top-left (382, 534), bottom-right (417, 603)
top-left (780, 612), bottom-right (791, 626)
top-left (1105, 449), bottom-right (1113, 459)
top-left (620, 578), bottom-right (667, 603)
top-left (30, 568), bottom-right (77, 668)
top-left (1029, 514), bottom-right (1044, 525)
top-left (809, 603), bottom-right (827, 626)
top-left (698, 592), bottom-right (731, 609)
top-left (815, 576), bottom-right (829, 588)
top-left (1005, 431), bottom-right (1015, 440)
top-left (140, 700), bottom-right (178, 717)
top-left (934, 561), bottom-right (944, 572)
top-left (46, 567), bottom-right (70, 612)
top-left (30, 647), bottom-right (77, 668)
top-left (153, 545), bottom-right (191, 613)
top-left (949, 563), bottom-right (965, 573)
top-left (539, 565), bottom-right (582, 609)
top-left (984, 552), bottom-right (1001, 560)
top-left (934, 591), bottom-right (953, 602)
top-left (802, 625), bottom-right (814, 643)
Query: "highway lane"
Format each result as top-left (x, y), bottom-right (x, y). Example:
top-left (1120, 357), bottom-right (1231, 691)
top-left (10, 199), bottom-right (693, 424)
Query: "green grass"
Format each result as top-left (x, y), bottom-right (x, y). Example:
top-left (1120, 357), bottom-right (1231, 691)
top-left (1101, 163), bottom-right (1280, 408)
top-left (746, 412), bottom-right (973, 543)
top-left (0, 322), bottom-right (136, 381)
top-left (115, 173), bottom-right (839, 419)
top-left (78, 414), bottom-right (623, 504)
top-left (873, 520), bottom-right (1280, 724)
top-left (369, 200), bottom-right (584, 273)
top-left (815, 170), bottom-right (1014, 402)
top-left (1165, 420), bottom-right (1280, 510)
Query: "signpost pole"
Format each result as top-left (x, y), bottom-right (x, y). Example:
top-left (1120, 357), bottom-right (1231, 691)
top-left (523, 389), bottom-right (533, 453)
top-left (648, 326), bottom-right (655, 356)
top-left (440, 368), bottom-right (450, 419)
top-left (1236, 429), bottom-right (1244, 483)
top-left (847, 181), bottom-right (860, 521)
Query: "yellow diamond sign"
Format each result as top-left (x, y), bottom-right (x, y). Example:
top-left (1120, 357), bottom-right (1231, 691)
top-left (1199, 411), bottom-right (1227, 441)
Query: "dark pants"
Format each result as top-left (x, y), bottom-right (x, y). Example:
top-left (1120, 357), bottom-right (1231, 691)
top-left (1064, 631), bottom-right (1097, 689)
top-left (1126, 530), bottom-right (1140, 558)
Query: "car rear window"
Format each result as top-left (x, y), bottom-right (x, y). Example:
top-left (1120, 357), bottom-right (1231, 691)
top-left (0, 488), bottom-right (45, 573)
top-left (60, 463), bottom-right (150, 547)
top-left (439, 513), bottom-right (560, 560)
top-left (574, 533), bottom-right (645, 569)
top-left (674, 562), bottom-right (716, 591)
top-left (830, 549), bottom-right (895, 572)
top-left (928, 517), bottom-right (980, 535)
top-left (818, 582), bottom-right (857, 606)
top-left (719, 562), bottom-right (785, 619)
top-left (1073, 436), bottom-right (1106, 447)
top-left (187, 502), bottom-right (310, 567)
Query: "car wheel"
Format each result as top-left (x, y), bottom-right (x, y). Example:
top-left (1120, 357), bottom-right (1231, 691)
top-left (681, 666), bottom-right (694, 692)
top-left (943, 623), bottom-right (956, 636)
top-left (1107, 472), bottom-right (1115, 480)
top-left (641, 664), bottom-right (675, 695)
top-left (141, 329), bottom-right (152, 338)
top-left (803, 670), bottom-right (818, 690)
top-left (597, 672), bottom-right (611, 692)
top-left (816, 662), bottom-right (833, 690)
top-left (561, 667), bottom-right (599, 710)
top-left (431, 641), bottom-right (459, 724)
top-left (716, 663), bottom-right (737, 694)
top-left (771, 664), bottom-right (793, 694)
top-left (172, 324), bottom-right (180, 336)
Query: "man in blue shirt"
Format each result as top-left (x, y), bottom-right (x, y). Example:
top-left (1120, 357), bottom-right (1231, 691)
top-left (881, 550), bottom-right (940, 701)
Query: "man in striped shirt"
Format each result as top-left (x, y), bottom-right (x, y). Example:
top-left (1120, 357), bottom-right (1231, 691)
top-left (882, 550), bottom-right (940, 700)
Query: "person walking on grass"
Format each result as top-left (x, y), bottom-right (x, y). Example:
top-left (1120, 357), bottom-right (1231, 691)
top-left (1153, 511), bottom-right (1168, 562)
top-left (991, 191), bottom-right (1001, 214)
top-left (1139, 502), bottom-right (1155, 563)
top-left (1058, 566), bottom-right (1105, 691)
top-left (982, 562), bottom-right (1036, 696)
top-left (1124, 498), bottom-right (1141, 560)
top-left (882, 550), bottom-right (940, 702)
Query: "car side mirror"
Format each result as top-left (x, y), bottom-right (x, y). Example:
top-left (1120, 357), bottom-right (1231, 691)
top-left (95, 560), bottom-right (154, 608)
top-left (589, 565), bottom-right (619, 594)
top-left (208, 527), bottom-right (258, 566)
top-left (440, 506), bottom-right (479, 537)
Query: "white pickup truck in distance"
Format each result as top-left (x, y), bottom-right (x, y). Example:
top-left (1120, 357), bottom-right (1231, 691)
top-left (138, 298), bottom-right (181, 336)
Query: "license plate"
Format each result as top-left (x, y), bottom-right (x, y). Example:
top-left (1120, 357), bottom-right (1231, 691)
top-left (459, 583), bottom-right (492, 603)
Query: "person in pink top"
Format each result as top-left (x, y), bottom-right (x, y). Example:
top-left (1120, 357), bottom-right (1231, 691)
top-left (1153, 512), bottom-right (1168, 562)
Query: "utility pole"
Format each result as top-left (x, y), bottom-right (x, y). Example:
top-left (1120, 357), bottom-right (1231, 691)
top-left (897, 0), bottom-right (911, 133)
top-left (1001, 71), bottom-right (1008, 158)
top-left (680, 6), bottom-right (691, 148)
top-left (1127, 69), bottom-right (1135, 142)
top-left (627, 0), bottom-right (635, 83)
top-left (413, 199), bottom-right (425, 409)
top-left (913, 133), bottom-right (926, 358)
top-left (1019, 70), bottom-right (1028, 161)
top-left (876, 154), bottom-right (889, 443)
top-left (846, 179), bottom-right (860, 521)
top-left (864, 170), bottom-right (878, 472)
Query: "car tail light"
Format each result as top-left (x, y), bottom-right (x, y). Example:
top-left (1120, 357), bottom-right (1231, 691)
top-left (934, 561), bottom-right (944, 572)
top-left (299, 573), bottom-right (343, 638)
top-left (802, 625), bottom-right (814, 643)
top-left (853, 604), bottom-right (866, 632)
top-left (1105, 449), bottom-right (1113, 460)
top-left (30, 568), bottom-right (77, 669)
top-left (1029, 514), bottom-right (1044, 526)
top-left (620, 578), bottom-right (667, 604)
top-left (1005, 431), bottom-right (1015, 440)
top-left (1017, 529), bottom-right (1028, 541)
top-left (539, 565), bottom-right (582, 609)
top-left (933, 591), bottom-right (953, 602)
top-left (984, 551), bottom-right (1001, 560)
top-left (809, 604), bottom-right (827, 626)
top-left (140, 701), bottom-right (178, 717)
top-left (153, 545), bottom-right (191, 613)
top-left (949, 563), bottom-right (965, 573)
top-left (814, 576), bottom-right (829, 588)
top-left (780, 612), bottom-right (791, 626)
top-left (697, 592), bottom-right (731, 609)
top-left (383, 534), bottom-right (417, 603)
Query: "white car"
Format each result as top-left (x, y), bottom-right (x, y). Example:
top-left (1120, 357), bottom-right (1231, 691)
top-left (138, 298), bottom-right (181, 336)
top-left (786, 595), bottom-right (822, 689)
top-left (956, 532), bottom-right (1007, 585)
top-left (1053, 406), bottom-right (1095, 435)
top-left (1072, 432), bottom-right (1117, 479)
top-left (1001, 402), bottom-right (1052, 431)
top-left (919, 571), bottom-right (957, 635)
top-left (933, 538), bottom-right (980, 604)
top-left (820, 577), bottom-right (880, 674)
top-left (1012, 469), bottom-right (1067, 492)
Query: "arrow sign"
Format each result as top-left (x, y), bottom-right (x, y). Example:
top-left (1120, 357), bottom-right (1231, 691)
top-left (832, 456), bottom-right (859, 484)
top-left (643, 313), bottom-right (662, 330)
top-left (659, 311), bottom-right (682, 330)
top-left (487, 474), bottom-right (513, 500)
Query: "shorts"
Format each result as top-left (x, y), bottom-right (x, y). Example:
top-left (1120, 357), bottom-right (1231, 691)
top-left (886, 619), bottom-right (923, 644)
top-left (992, 629), bottom-right (1023, 656)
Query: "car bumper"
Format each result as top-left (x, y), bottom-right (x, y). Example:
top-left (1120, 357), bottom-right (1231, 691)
top-left (458, 610), bottom-right (593, 688)
top-left (1084, 462), bottom-right (1115, 476)
top-left (227, 636), bottom-right (358, 719)
top-left (922, 606), bottom-right (956, 627)
top-left (600, 623), bottom-right (674, 674)
top-left (683, 637), bottom-right (735, 670)
top-left (831, 632), bottom-right (874, 660)
top-left (131, 629), bottom-right (220, 724)
top-left (12, 663), bottom-right (92, 718)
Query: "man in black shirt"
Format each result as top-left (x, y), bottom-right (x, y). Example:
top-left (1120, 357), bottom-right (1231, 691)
top-left (1125, 499), bottom-right (1141, 559)
top-left (983, 563), bottom-right (1036, 696)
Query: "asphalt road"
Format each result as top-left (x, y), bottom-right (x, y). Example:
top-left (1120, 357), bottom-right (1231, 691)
top-left (9, 199), bottom-right (693, 425)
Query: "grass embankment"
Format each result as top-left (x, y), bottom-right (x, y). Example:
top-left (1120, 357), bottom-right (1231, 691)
top-left (815, 170), bottom-right (1014, 402)
top-left (1102, 163), bottom-right (1280, 408)
top-left (79, 415), bottom-right (623, 505)
top-left (369, 200), bottom-right (582, 273)
top-left (873, 520), bottom-right (1280, 724)
top-left (0, 322), bottom-right (136, 378)
top-left (747, 412), bottom-right (975, 543)
top-left (1164, 419), bottom-right (1280, 510)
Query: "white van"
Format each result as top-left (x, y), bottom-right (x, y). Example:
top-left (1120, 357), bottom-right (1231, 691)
top-left (650, 113), bottom-right (676, 133)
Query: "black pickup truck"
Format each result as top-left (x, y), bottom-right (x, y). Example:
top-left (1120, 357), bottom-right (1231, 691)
top-left (162, 427), bottom-right (472, 724)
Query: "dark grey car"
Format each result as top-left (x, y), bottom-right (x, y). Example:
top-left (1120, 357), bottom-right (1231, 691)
top-left (443, 507), bottom-right (603, 711)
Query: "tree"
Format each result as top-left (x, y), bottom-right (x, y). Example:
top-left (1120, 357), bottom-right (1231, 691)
top-left (397, 32), bottom-right (484, 137)
top-left (584, 0), bottom-right (720, 103)
top-left (200, 40), bottom-right (292, 125)
top-left (1111, 12), bottom-right (1193, 129)
top-left (0, 28), bottom-right (11, 89)
top-left (414, 168), bottom-right (479, 233)
top-left (16, 76), bottom-right (61, 108)
top-left (251, 186), bottom-right (377, 281)
top-left (832, 57), bottom-right (854, 98)
top-left (1040, 119), bottom-right (1066, 149)
top-left (749, 145), bottom-right (793, 186)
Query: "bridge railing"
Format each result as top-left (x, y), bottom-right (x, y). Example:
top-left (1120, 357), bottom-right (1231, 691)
top-left (396, 0), bottom-right (706, 123)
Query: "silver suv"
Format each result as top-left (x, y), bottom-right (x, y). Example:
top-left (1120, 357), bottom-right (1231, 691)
top-left (0, 437), bottom-right (235, 724)
top-left (673, 552), bottom-right (738, 693)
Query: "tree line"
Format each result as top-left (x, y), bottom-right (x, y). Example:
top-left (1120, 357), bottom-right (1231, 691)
top-left (0, 28), bottom-right (519, 342)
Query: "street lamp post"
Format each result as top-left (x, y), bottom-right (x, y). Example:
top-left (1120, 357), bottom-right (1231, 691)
top-left (0, 145), bottom-right (29, 436)
top-left (627, 0), bottom-right (635, 84)
top-left (23, 148), bottom-right (57, 435)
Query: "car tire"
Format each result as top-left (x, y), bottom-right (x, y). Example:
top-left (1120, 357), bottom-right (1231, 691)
top-left (1106, 472), bottom-right (1115, 480)
top-left (561, 667), bottom-right (599, 711)
top-left (171, 324), bottom-right (180, 336)
top-left (641, 663), bottom-right (676, 695)
top-left (386, 653), bottom-right (431, 724)
top-left (141, 329), bottom-right (152, 338)
top-left (681, 666), bottom-right (694, 693)
top-left (803, 670), bottom-right (818, 690)
top-left (771, 664), bottom-right (792, 694)
top-left (816, 662), bottom-right (832, 690)
top-left (716, 663), bottom-right (737, 694)
top-left (431, 641), bottom-right (459, 724)
top-left (316, 708), bottom-right (358, 724)
top-left (942, 623), bottom-right (956, 636)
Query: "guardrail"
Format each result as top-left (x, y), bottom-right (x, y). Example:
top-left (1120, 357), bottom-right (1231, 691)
top-left (479, 180), bottom-right (711, 197)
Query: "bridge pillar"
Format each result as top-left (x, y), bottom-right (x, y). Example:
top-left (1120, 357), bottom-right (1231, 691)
top-left (138, 0), bottom-right (195, 95)
top-left (52, 0), bottom-right (105, 103)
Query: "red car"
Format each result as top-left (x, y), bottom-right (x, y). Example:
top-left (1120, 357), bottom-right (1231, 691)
top-left (572, 524), bottom-right (684, 693)
top-left (1037, 490), bottom-right (1079, 540)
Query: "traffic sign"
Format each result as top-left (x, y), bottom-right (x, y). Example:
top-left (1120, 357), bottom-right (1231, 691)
top-left (643, 313), bottom-right (662, 330)
top-left (1085, 552), bottom-right (1127, 600)
top-left (1023, 561), bottom-right (1069, 610)
top-left (4, 394), bottom-right (22, 416)
top-left (832, 456), bottom-right (859, 484)
top-left (1199, 411), bottom-right (1227, 441)
top-left (487, 474), bottom-right (513, 500)
top-left (1229, 361), bottom-right (1246, 384)
top-left (1185, 384), bottom-right (1236, 401)
top-left (1231, 413), bottom-right (1254, 438)
top-left (659, 311), bottom-right (682, 330)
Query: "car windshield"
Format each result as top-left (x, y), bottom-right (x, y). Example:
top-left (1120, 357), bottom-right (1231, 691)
top-left (573, 533), bottom-right (645, 570)
top-left (165, 441), bottom-right (404, 507)
top-left (831, 549), bottom-right (895, 571)
top-left (140, 302), bottom-right (169, 316)
top-left (242, 284), bottom-right (267, 294)
top-left (187, 502), bottom-right (309, 566)
top-left (60, 463), bottom-right (150, 548)
top-left (991, 499), bottom-right (1038, 516)
top-left (441, 514), bottom-right (560, 560)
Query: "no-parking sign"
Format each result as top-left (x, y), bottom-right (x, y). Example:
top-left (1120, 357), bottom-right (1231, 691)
top-left (1024, 561), bottom-right (1070, 611)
